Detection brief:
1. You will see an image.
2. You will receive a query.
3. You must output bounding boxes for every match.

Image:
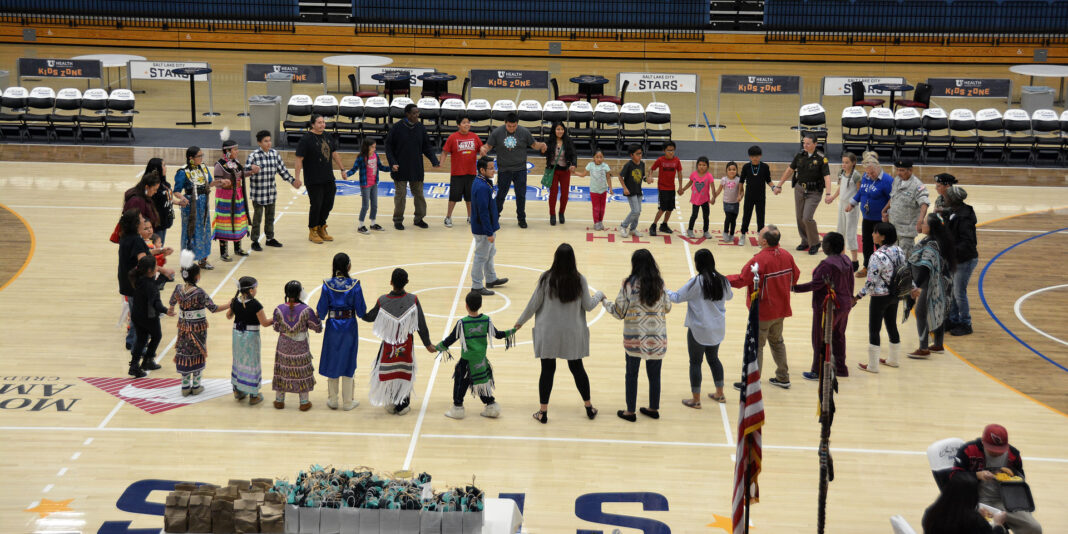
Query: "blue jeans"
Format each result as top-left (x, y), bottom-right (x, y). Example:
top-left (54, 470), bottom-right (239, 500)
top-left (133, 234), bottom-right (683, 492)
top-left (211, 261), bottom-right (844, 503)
top-left (471, 234), bottom-right (498, 289)
top-left (949, 257), bottom-right (978, 326)
top-left (360, 184), bottom-right (378, 223)
top-left (155, 228), bottom-right (167, 246)
top-left (621, 195), bottom-right (642, 231)
top-left (495, 170), bottom-right (527, 222)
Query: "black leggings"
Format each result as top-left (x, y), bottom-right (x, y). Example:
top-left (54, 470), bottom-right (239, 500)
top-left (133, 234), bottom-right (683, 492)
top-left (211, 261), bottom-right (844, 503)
top-left (862, 218), bottom-right (877, 268)
top-left (723, 206), bottom-right (739, 236)
top-left (868, 294), bottom-right (900, 346)
top-left (538, 358), bottom-right (591, 405)
top-left (740, 196), bottom-right (765, 234)
top-left (687, 329), bottom-right (723, 393)
top-left (131, 318), bottom-right (162, 361)
top-left (688, 203), bottom-right (710, 232)
top-left (625, 355), bottom-right (662, 413)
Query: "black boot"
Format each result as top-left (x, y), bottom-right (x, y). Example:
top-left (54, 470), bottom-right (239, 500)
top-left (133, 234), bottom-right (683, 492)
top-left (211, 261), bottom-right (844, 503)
top-left (141, 354), bottom-right (162, 371)
top-left (219, 241), bottom-right (232, 262)
top-left (128, 356), bottom-right (146, 379)
top-left (234, 240), bottom-right (250, 256)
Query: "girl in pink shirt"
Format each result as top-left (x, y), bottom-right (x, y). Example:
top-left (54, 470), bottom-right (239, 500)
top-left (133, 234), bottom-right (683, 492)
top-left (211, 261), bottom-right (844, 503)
top-left (714, 162), bottom-right (743, 243)
top-left (679, 157), bottom-right (716, 239)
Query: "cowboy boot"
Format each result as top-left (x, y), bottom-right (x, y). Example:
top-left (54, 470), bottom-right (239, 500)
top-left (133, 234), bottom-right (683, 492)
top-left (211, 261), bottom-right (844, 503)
top-left (309, 226), bottom-right (324, 244)
top-left (326, 378), bottom-right (339, 410)
top-left (317, 224), bottom-right (334, 241)
top-left (234, 240), bottom-right (249, 256)
top-left (342, 376), bottom-right (359, 410)
top-left (219, 241), bottom-right (232, 262)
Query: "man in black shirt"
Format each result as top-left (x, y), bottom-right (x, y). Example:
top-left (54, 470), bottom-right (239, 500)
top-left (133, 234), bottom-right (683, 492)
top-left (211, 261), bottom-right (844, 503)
top-left (295, 115), bottom-right (347, 244)
top-left (774, 135), bottom-right (832, 255)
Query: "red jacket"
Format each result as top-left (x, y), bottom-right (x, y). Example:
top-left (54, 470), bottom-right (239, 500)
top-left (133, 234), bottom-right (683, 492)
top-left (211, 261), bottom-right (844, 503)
top-left (728, 246), bottom-right (800, 321)
top-left (951, 439), bottom-right (1025, 479)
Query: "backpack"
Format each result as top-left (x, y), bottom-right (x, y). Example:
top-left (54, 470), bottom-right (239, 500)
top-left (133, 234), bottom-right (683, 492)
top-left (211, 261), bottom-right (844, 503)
top-left (887, 255), bottom-right (913, 300)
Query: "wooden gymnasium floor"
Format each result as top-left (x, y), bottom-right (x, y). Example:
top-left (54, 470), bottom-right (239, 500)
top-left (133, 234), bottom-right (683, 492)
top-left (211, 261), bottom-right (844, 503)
top-left (2, 43), bottom-right (1068, 534)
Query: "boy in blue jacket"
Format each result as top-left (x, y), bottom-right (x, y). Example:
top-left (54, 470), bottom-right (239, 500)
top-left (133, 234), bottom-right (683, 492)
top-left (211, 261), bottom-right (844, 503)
top-left (346, 138), bottom-right (391, 234)
top-left (471, 157), bottom-right (508, 296)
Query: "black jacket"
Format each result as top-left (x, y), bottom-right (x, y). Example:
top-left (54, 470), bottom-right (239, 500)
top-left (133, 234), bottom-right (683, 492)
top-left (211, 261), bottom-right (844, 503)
top-left (131, 276), bottom-right (167, 322)
top-left (544, 135), bottom-right (577, 169)
top-left (385, 119), bottom-right (439, 182)
top-left (946, 202), bottom-right (978, 263)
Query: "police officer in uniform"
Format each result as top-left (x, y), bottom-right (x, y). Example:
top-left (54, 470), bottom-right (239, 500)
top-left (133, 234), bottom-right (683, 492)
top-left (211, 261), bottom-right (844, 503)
top-left (774, 135), bottom-right (832, 255)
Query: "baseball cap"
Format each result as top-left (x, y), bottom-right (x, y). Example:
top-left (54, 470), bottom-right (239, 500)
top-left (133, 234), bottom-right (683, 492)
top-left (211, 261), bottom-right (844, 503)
top-left (894, 158), bottom-right (913, 168)
top-left (982, 424), bottom-right (1009, 455)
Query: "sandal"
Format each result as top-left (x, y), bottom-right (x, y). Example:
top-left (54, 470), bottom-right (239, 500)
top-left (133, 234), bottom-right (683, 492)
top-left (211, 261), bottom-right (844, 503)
top-left (532, 410), bottom-right (548, 424)
top-left (708, 393), bottom-right (727, 403)
top-left (682, 398), bottom-right (702, 409)
top-left (585, 405), bottom-right (598, 419)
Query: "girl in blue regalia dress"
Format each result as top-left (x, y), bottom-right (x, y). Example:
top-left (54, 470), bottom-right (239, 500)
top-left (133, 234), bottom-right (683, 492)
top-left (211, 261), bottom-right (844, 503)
top-left (316, 253), bottom-right (367, 411)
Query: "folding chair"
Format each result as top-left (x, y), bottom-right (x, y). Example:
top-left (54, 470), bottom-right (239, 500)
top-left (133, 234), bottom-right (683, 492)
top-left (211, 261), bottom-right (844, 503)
top-left (50, 88), bottom-right (82, 143)
top-left (798, 103), bottom-right (827, 151)
top-left (24, 87), bottom-right (55, 141)
top-left (282, 94), bottom-right (313, 146)
top-left (644, 102), bottom-right (672, 152)
top-left (948, 109), bottom-right (978, 164)
top-left (840, 106), bottom-right (870, 155)
top-left (337, 96), bottom-right (364, 146)
top-left (78, 88), bottom-right (108, 143)
top-left (593, 102), bottom-right (620, 155)
top-left (568, 100), bottom-right (594, 154)
top-left (975, 108), bottom-right (1005, 164)
top-left (921, 108), bottom-right (950, 163)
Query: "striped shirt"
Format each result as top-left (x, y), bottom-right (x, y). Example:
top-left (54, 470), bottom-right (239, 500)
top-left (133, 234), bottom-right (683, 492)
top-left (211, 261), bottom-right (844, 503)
top-left (245, 148), bottom-right (295, 205)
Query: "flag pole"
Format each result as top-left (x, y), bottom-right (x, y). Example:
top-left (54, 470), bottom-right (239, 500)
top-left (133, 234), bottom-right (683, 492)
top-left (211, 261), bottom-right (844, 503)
top-left (817, 276), bottom-right (837, 534)
top-left (744, 262), bottom-right (758, 534)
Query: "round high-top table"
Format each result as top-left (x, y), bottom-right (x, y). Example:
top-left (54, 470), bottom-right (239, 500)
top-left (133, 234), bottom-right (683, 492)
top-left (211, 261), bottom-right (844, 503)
top-left (570, 74), bottom-right (609, 101)
top-left (1009, 64), bottom-right (1068, 105)
top-left (172, 67), bottom-right (213, 127)
top-left (418, 72), bottom-right (457, 99)
top-left (72, 53), bottom-right (145, 90)
top-left (322, 54), bottom-right (393, 93)
top-left (870, 83), bottom-right (914, 110)
top-left (372, 71), bottom-right (412, 103)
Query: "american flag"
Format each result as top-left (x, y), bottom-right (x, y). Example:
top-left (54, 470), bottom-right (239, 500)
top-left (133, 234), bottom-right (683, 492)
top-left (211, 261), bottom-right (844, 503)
top-left (732, 281), bottom-right (765, 534)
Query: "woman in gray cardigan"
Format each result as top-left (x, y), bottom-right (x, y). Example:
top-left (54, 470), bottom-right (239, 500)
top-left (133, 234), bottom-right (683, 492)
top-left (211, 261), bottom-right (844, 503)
top-left (515, 243), bottom-right (605, 424)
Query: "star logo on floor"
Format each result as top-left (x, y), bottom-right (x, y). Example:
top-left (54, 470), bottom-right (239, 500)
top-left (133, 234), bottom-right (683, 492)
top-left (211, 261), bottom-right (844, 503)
top-left (25, 498), bottom-right (74, 518)
top-left (80, 377), bottom-right (238, 414)
top-left (707, 513), bottom-right (755, 532)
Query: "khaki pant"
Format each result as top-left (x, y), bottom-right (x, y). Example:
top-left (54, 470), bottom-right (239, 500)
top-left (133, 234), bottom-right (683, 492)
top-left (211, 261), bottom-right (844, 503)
top-left (250, 202), bottom-right (275, 242)
top-left (758, 318), bottom-right (790, 382)
top-left (794, 186), bottom-right (822, 248)
top-left (392, 180), bottom-right (427, 225)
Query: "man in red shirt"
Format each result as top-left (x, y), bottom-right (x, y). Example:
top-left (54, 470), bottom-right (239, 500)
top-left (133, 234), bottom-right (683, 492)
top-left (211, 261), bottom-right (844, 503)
top-left (728, 225), bottom-right (800, 389)
top-left (649, 141), bottom-right (683, 236)
top-left (440, 117), bottom-right (483, 228)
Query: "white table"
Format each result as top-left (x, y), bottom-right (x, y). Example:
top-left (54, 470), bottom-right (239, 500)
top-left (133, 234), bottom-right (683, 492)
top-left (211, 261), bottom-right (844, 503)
top-left (72, 53), bottom-right (146, 90)
top-left (1009, 64), bottom-right (1068, 105)
top-left (482, 498), bottom-right (523, 534)
top-left (323, 54), bottom-right (393, 93)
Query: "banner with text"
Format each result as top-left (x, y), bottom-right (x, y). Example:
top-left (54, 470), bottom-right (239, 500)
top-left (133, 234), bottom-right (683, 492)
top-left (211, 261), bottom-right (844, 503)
top-left (129, 60), bottom-right (209, 82)
top-left (17, 57), bottom-right (102, 79)
top-left (720, 74), bottom-right (801, 95)
top-left (822, 76), bottom-right (906, 96)
top-left (926, 78), bottom-right (1011, 98)
top-left (244, 64), bottom-right (325, 84)
top-left (470, 69), bottom-right (550, 90)
top-left (618, 72), bottom-right (698, 93)
top-left (359, 67), bottom-right (436, 88)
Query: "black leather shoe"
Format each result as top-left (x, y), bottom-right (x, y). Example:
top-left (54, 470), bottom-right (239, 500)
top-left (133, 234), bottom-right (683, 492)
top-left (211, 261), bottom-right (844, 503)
top-left (473, 287), bottom-right (495, 296)
top-left (795, 243), bottom-right (810, 251)
top-left (808, 242), bottom-right (821, 255)
top-left (486, 278), bottom-right (509, 288)
top-left (395, 223), bottom-right (405, 230)
top-left (251, 242), bottom-right (263, 252)
top-left (414, 221), bottom-right (429, 229)
top-left (518, 221), bottom-right (528, 228)
top-left (266, 239), bottom-right (283, 247)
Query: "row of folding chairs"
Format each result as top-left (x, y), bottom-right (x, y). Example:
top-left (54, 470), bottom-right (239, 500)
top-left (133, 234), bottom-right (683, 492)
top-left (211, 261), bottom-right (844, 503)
top-left (282, 95), bottom-right (672, 154)
top-left (799, 103), bottom-right (1068, 165)
top-left (0, 86), bottom-right (135, 143)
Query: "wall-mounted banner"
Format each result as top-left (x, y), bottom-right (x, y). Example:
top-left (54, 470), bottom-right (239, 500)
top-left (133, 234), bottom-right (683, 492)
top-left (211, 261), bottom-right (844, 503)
top-left (359, 67), bottom-right (435, 87)
top-left (720, 74), bottom-right (801, 95)
top-left (470, 69), bottom-right (550, 90)
top-left (822, 76), bottom-right (906, 96)
top-left (17, 57), bottom-right (102, 79)
top-left (618, 72), bottom-right (698, 93)
top-left (244, 64), bottom-right (325, 84)
top-left (129, 60), bottom-right (209, 82)
top-left (926, 78), bottom-right (1012, 98)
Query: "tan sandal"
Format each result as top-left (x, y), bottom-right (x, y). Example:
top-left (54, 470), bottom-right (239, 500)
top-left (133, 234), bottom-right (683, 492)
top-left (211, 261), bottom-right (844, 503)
top-left (682, 398), bottom-right (702, 409)
top-left (708, 393), bottom-right (727, 403)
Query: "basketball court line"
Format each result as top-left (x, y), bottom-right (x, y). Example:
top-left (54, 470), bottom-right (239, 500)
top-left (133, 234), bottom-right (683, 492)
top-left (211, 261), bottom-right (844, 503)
top-left (1014, 284), bottom-right (1068, 347)
top-left (0, 201), bottom-right (36, 293)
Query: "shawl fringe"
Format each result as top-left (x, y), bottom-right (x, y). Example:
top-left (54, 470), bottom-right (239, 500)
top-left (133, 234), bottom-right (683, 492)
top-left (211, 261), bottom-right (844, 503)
top-left (368, 347), bottom-right (417, 406)
top-left (373, 305), bottom-right (420, 345)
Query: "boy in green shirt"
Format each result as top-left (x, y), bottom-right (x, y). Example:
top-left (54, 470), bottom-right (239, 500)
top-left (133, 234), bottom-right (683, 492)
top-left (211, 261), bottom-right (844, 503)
top-left (436, 291), bottom-right (516, 419)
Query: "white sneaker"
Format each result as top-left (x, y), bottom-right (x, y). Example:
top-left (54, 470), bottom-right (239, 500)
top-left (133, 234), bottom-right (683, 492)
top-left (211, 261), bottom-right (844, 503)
top-left (703, 231), bottom-right (713, 239)
top-left (445, 405), bottom-right (466, 419)
top-left (444, 217), bottom-right (453, 228)
top-left (621, 228), bottom-right (630, 238)
top-left (480, 402), bottom-right (501, 418)
top-left (686, 230), bottom-right (694, 238)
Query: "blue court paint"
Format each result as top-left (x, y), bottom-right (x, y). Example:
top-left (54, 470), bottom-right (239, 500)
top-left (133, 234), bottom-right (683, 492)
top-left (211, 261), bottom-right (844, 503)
top-left (977, 227), bottom-right (1068, 373)
top-left (703, 112), bottom-right (716, 142)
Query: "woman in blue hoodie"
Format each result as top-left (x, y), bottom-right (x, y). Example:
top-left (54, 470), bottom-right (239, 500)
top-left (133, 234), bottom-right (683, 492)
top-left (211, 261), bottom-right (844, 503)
top-left (346, 138), bottom-right (391, 234)
top-left (845, 152), bottom-right (893, 277)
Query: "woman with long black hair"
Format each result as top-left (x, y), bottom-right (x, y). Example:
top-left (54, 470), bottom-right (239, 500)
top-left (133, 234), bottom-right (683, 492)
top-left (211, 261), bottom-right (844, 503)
top-left (669, 248), bottom-right (732, 407)
top-left (143, 157), bottom-right (187, 245)
top-left (543, 122), bottom-right (577, 226)
top-left (907, 213), bottom-right (957, 359)
top-left (174, 146), bottom-right (229, 270)
top-left (605, 249), bottom-right (672, 422)
top-left (515, 243), bottom-right (605, 424)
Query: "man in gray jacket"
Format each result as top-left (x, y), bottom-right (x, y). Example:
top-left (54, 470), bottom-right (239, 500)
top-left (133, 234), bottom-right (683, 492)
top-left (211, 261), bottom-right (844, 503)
top-left (882, 159), bottom-right (929, 258)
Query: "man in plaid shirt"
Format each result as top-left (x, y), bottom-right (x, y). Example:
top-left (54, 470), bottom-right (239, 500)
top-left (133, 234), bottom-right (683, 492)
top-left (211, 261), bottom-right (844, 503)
top-left (245, 130), bottom-right (302, 250)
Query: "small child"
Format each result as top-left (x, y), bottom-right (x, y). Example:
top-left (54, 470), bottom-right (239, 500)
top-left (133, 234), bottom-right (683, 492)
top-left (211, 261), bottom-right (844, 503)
top-left (129, 255), bottom-right (173, 378)
top-left (227, 276), bottom-right (273, 405)
top-left (471, 157), bottom-right (508, 296)
top-left (618, 144), bottom-right (650, 238)
top-left (649, 141), bottom-right (683, 237)
top-left (140, 219), bottom-right (174, 281)
top-left (169, 251), bottom-right (230, 396)
top-left (346, 137), bottom-right (390, 234)
top-left (715, 161), bottom-right (743, 243)
top-left (362, 268), bottom-right (437, 415)
top-left (576, 150), bottom-right (612, 230)
top-left (436, 291), bottom-right (516, 420)
top-left (740, 145), bottom-right (771, 239)
top-left (679, 156), bottom-right (716, 239)
top-left (272, 280), bottom-right (322, 411)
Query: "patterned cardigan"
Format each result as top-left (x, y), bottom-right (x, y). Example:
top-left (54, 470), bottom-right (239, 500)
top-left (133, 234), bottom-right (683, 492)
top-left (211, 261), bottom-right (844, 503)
top-left (604, 279), bottom-right (672, 360)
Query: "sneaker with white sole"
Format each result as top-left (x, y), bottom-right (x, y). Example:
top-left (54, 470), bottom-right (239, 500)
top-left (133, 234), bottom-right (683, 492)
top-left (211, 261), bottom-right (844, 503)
top-left (703, 231), bottom-right (713, 239)
top-left (621, 228), bottom-right (630, 238)
top-left (480, 402), bottom-right (501, 418)
top-left (768, 377), bottom-right (791, 389)
top-left (444, 217), bottom-right (453, 228)
top-left (686, 230), bottom-right (695, 238)
top-left (445, 405), bottom-right (465, 419)
top-left (357, 226), bottom-right (369, 234)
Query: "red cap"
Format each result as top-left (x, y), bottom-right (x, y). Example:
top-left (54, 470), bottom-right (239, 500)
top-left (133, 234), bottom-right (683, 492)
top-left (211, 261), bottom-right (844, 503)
top-left (982, 424), bottom-right (1009, 455)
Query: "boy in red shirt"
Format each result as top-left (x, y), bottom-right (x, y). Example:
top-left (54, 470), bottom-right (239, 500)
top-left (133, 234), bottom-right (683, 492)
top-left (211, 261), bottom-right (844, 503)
top-left (649, 141), bottom-right (683, 236)
top-left (440, 117), bottom-right (483, 228)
